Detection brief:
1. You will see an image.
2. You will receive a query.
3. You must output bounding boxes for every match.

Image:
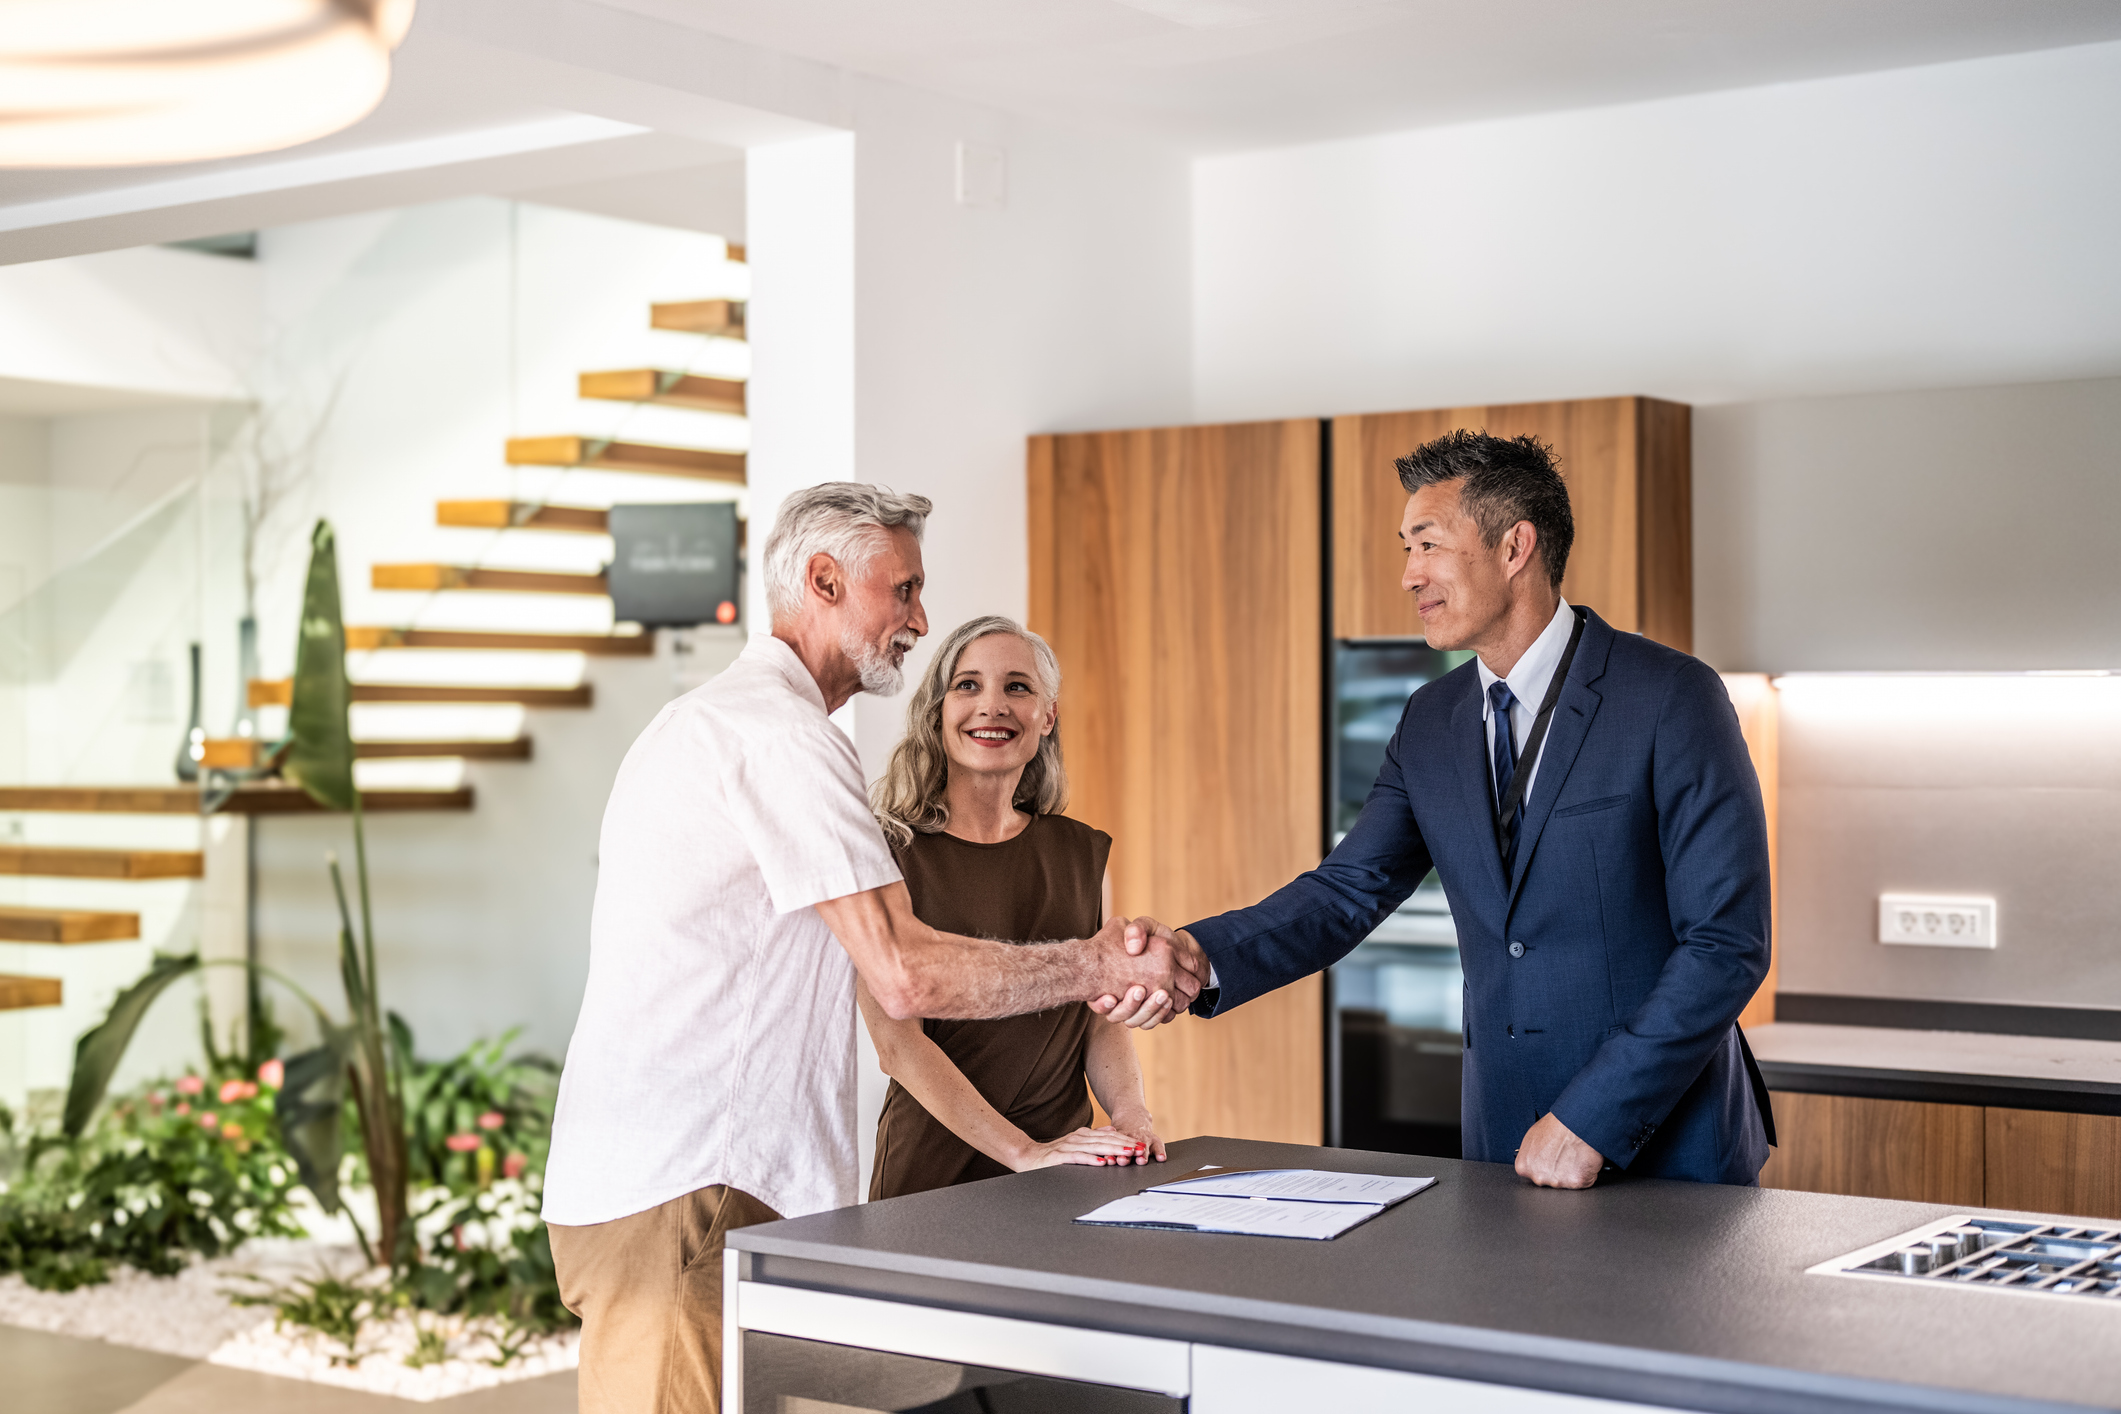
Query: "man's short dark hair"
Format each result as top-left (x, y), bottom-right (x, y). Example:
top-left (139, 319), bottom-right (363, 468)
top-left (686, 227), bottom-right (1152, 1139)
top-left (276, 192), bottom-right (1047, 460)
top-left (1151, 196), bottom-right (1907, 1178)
top-left (1395, 429), bottom-right (1574, 591)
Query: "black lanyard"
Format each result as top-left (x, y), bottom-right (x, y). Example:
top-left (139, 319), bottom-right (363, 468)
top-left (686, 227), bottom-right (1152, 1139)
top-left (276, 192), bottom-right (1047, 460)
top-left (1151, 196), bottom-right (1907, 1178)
top-left (1490, 606), bottom-right (1587, 855)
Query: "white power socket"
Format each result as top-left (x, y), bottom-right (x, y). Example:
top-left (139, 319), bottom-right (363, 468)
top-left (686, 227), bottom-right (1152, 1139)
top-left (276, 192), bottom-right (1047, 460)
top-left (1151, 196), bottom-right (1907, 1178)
top-left (1878, 894), bottom-right (1997, 949)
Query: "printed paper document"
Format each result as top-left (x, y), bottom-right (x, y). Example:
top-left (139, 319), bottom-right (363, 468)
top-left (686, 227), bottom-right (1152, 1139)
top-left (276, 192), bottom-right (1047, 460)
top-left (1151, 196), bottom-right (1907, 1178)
top-left (1074, 1167), bottom-right (1435, 1240)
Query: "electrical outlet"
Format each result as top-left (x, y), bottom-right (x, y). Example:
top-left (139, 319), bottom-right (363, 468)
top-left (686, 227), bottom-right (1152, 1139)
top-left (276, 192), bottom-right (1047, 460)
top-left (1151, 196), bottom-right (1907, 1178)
top-left (1878, 894), bottom-right (1997, 949)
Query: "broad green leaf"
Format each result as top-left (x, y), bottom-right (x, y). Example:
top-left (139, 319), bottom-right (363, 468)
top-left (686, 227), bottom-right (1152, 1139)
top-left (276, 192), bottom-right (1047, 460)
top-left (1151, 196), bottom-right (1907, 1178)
top-left (277, 1034), bottom-right (354, 1214)
top-left (282, 521), bottom-right (355, 812)
top-left (64, 953), bottom-right (202, 1136)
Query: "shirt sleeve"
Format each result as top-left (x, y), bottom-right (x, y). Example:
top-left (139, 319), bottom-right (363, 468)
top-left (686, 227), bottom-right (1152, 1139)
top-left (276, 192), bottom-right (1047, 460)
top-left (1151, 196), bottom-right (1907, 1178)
top-left (725, 716), bottom-right (903, 915)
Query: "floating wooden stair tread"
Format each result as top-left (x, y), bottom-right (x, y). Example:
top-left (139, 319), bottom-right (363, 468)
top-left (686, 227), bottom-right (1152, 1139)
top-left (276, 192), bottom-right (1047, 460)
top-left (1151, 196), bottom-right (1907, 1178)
top-left (346, 627), bottom-right (651, 655)
top-left (0, 905), bottom-right (140, 944)
top-left (220, 783), bottom-right (477, 814)
top-left (0, 786), bottom-right (205, 814)
top-left (372, 564), bottom-right (609, 596)
top-left (579, 370), bottom-right (746, 416)
top-left (505, 437), bottom-right (744, 484)
top-left (0, 975), bottom-right (62, 1011)
top-left (650, 299), bottom-right (744, 338)
top-left (356, 738), bottom-right (532, 761)
top-left (435, 501), bottom-right (609, 534)
top-left (250, 680), bottom-right (592, 708)
top-left (0, 784), bottom-right (474, 814)
top-left (0, 845), bottom-right (203, 879)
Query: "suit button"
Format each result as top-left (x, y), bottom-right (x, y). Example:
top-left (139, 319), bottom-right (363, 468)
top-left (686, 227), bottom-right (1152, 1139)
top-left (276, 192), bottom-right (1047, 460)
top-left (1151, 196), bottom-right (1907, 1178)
top-left (1508, 940), bottom-right (1525, 958)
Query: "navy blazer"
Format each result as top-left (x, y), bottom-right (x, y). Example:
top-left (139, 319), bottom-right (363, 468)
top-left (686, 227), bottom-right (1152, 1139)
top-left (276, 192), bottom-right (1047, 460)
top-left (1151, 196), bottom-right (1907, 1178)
top-left (1187, 608), bottom-right (1774, 1184)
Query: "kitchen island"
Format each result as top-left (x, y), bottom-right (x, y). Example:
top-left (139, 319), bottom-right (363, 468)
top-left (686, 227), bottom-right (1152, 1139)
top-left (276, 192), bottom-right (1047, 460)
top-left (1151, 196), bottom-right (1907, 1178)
top-left (725, 1136), bottom-right (2117, 1414)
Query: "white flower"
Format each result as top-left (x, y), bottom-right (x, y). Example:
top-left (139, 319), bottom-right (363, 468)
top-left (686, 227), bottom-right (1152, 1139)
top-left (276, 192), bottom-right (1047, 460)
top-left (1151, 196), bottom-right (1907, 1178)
top-left (188, 1188), bottom-right (215, 1208)
top-left (234, 1209), bottom-right (258, 1232)
top-left (267, 1164), bottom-right (286, 1186)
top-left (66, 1191), bottom-right (86, 1211)
top-left (111, 1208), bottom-right (129, 1226)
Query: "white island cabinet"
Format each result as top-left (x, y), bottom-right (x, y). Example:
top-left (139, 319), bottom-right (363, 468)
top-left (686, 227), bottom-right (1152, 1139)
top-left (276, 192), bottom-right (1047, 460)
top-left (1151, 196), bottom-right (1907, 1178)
top-left (727, 1262), bottom-right (1676, 1413)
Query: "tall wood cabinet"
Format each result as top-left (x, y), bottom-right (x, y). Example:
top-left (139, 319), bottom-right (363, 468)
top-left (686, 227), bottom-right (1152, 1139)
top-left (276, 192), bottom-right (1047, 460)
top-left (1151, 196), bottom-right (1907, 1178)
top-left (1027, 421), bottom-right (1325, 1146)
top-left (1027, 397), bottom-right (1699, 1145)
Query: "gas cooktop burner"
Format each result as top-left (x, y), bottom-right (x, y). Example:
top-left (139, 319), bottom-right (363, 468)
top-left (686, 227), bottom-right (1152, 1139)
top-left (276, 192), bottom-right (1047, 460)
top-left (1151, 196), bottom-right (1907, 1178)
top-left (1813, 1214), bottom-right (2121, 1303)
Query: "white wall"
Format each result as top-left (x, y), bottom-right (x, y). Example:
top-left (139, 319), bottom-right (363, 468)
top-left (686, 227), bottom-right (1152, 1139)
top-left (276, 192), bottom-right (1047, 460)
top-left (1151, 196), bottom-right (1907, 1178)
top-left (0, 245), bottom-right (262, 404)
top-left (839, 89), bottom-right (1194, 778)
top-left (1192, 41), bottom-right (2121, 421)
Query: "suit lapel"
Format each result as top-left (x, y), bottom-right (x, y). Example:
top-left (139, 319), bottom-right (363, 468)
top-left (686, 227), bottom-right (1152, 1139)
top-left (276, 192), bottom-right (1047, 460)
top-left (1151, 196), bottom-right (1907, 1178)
top-left (1452, 677), bottom-right (1510, 905)
top-left (1506, 611), bottom-right (1614, 907)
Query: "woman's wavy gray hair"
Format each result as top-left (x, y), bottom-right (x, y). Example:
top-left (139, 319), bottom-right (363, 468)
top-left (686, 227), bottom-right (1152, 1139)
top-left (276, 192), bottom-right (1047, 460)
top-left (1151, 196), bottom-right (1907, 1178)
top-left (871, 615), bottom-right (1067, 848)
top-left (762, 482), bottom-right (933, 624)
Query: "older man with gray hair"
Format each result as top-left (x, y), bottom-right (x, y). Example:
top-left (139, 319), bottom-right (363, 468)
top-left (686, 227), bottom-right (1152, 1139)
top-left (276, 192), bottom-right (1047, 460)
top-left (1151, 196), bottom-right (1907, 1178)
top-left (543, 482), bottom-right (1205, 1414)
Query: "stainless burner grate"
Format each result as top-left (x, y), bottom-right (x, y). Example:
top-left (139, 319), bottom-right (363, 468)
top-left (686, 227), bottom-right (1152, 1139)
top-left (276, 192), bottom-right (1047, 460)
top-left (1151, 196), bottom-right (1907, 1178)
top-left (1812, 1214), bottom-right (2121, 1303)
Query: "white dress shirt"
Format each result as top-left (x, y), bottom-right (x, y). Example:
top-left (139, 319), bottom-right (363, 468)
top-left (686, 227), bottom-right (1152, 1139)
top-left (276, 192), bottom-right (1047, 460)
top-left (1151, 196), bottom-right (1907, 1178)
top-left (543, 634), bottom-right (904, 1225)
top-left (1475, 596), bottom-right (1576, 809)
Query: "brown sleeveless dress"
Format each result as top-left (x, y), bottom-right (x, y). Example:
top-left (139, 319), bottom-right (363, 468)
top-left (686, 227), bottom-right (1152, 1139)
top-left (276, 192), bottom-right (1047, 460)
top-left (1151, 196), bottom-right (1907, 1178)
top-left (869, 812), bottom-right (1112, 1201)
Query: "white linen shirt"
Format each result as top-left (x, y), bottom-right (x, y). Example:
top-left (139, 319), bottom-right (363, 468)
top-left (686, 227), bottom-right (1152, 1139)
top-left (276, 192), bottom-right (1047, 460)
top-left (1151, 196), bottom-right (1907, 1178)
top-left (542, 634), bottom-right (903, 1226)
top-left (1474, 596), bottom-right (1576, 808)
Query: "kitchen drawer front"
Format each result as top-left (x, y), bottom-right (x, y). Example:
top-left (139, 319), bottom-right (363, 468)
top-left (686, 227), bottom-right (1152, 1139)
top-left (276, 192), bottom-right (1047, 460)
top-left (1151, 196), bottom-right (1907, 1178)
top-left (728, 1266), bottom-right (1190, 1397)
top-left (1192, 1344), bottom-right (1679, 1413)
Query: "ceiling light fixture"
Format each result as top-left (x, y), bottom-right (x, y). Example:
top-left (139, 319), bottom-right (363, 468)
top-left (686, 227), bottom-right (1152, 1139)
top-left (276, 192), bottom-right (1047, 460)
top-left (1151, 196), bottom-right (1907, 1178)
top-left (0, 0), bottom-right (416, 168)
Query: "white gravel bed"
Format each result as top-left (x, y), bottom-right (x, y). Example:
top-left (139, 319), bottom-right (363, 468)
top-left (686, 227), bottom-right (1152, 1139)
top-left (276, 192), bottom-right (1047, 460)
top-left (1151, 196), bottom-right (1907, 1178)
top-left (0, 1237), bottom-right (365, 1359)
top-left (0, 1234), bottom-right (577, 1402)
top-left (210, 1308), bottom-right (579, 1401)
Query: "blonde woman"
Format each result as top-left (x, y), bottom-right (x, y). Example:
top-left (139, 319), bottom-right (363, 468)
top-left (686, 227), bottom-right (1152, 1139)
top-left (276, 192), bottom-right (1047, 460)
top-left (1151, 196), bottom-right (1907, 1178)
top-left (862, 615), bottom-right (1166, 1199)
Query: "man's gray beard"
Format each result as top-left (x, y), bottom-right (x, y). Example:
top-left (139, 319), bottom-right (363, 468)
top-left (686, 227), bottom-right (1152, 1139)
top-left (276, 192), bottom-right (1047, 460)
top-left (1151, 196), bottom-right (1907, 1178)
top-left (844, 629), bottom-right (915, 697)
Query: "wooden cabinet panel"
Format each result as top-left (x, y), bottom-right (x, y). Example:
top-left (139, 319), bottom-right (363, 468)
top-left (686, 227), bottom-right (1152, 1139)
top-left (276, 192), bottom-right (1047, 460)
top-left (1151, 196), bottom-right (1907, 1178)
top-left (1028, 421), bottom-right (1323, 1145)
top-left (1759, 1091), bottom-right (1985, 1205)
top-left (1331, 397), bottom-right (1691, 649)
top-left (1984, 1108), bottom-right (2121, 1220)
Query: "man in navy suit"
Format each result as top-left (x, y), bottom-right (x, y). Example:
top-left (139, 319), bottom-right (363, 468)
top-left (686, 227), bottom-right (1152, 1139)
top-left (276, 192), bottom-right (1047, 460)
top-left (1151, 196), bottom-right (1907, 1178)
top-left (1106, 429), bottom-right (1775, 1187)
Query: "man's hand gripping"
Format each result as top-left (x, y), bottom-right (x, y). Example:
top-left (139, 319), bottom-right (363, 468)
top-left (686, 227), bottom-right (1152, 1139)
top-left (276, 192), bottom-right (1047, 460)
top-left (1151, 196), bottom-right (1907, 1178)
top-left (1087, 916), bottom-right (1206, 1030)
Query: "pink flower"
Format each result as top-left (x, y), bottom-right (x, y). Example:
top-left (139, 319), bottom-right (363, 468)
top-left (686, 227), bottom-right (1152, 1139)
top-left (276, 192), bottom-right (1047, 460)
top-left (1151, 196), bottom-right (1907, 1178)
top-left (199, 1112), bottom-right (219, 1128)
top-left (175, 1102), bottom-right (191, 1116)
top-left (502, 1153), bottom-right (526, 1179)
top-left (148, 1092), bottom-right (165, 1107)
top-left (218, 1079), bottom-right (245, 1103)
top-left (258, 1059), bottom-right (284, 1089)
top-left (174, 1075), bottom-right (204, 1096)
top-left (445, 1133), bottom-right (482, 1153)
top-left (476, 1111), bottom-right (505, 1131)
top-left (221, 1121), bottom-right (244, 1140)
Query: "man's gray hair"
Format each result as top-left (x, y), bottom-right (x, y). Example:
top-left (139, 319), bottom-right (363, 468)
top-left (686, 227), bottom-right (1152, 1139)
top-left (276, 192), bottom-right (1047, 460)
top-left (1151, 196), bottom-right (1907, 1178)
top-left (762, 482), bottom-right (934, 623)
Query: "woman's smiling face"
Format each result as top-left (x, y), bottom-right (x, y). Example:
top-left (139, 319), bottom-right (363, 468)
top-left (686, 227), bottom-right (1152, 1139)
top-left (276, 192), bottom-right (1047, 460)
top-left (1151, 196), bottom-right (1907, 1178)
top-left (939, 631), bottom-right (1055, 781)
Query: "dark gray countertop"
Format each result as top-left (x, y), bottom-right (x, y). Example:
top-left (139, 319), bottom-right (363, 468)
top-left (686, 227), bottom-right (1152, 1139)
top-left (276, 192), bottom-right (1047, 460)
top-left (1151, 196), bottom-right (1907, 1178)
top-left (730, 1137), bottom-right (2121, 1414)
top-left (1748, 1022), bottom-right (2121, 1115)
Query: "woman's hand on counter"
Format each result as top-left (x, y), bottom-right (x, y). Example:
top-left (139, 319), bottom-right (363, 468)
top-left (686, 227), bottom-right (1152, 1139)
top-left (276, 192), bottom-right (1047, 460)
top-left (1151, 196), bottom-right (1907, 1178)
top-left (1010, 1125), bottom-right (1151, 1172)
top-left (1104, 1109), bottom-right (1167, 1165)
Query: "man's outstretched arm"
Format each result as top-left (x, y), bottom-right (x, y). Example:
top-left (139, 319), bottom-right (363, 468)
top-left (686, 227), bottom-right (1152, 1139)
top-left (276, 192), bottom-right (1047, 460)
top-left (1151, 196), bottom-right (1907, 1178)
top-left (816, 882), bottom-right (1208, 1022)
top-left (1095, 711), bottom-right (1437, 1027)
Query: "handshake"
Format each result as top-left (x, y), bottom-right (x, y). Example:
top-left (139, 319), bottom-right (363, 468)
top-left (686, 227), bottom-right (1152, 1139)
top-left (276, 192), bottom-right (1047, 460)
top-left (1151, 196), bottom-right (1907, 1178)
top-left (1084, 915), bottom-right (1208, 1031)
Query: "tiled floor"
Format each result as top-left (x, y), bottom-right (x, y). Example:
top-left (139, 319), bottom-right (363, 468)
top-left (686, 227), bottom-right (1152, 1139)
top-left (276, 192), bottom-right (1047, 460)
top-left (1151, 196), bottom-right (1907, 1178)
top-left (6, 1325), bottom-right (578, 1414)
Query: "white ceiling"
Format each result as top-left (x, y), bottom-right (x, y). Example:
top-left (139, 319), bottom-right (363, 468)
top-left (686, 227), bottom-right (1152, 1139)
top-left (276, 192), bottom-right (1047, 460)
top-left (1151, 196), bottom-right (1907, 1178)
top-left (600, 0), bottom-right (2121, 150)
top-left (2, 0), bottom-right (2117, 263)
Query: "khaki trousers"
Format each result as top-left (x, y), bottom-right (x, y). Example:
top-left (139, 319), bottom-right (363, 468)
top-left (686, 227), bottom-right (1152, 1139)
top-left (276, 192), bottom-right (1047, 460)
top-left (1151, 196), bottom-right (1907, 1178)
top-left (550, 1183), bottom-right (781, 1414)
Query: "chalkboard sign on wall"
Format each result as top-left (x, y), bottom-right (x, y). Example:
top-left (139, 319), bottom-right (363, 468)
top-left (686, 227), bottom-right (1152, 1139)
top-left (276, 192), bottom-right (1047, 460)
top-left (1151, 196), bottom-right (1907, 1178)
top-left (607, 503), bottom-right (741, 627)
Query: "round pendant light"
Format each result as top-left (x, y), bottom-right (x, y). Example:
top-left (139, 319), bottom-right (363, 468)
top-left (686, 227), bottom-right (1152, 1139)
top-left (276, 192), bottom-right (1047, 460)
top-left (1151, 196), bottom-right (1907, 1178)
top-left (0, 0), bottom-right (417, 168)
